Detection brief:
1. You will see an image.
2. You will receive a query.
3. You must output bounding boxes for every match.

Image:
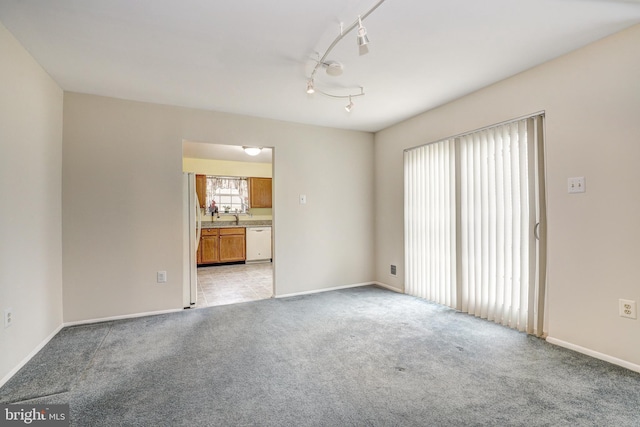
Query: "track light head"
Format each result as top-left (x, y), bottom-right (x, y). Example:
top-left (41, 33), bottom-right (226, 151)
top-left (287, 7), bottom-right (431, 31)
top-left (357, 31), bottom-right (369, 46)
top-left (357, 15), bottom-right (369, 55)
top-left (306, 79), bottom-right (315, 94)
top-left (345, 96), bottom-right (354, 112)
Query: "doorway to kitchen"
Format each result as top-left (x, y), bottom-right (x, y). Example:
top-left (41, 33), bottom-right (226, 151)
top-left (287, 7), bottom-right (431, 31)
top-left (183, 141), bottom-right (274, 308)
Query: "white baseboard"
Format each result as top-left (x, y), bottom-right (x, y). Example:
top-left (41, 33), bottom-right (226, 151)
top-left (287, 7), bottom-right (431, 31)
top-left (546, 336), bottom-right (640, 374)
top-left (371, 281), bottom-right (403, 293)
top-left (275, 282), bottom-right (379, 299)
top-left (63, 308), bottom-right (184, 327)
top-left (0, 323), bottom-right (64, 389)
top-left (276, 281), bottom-right (405, 299)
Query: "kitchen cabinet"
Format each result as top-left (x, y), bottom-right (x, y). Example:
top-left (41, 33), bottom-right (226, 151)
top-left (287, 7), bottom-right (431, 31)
top-left (198, 228), bottom-right (219, 265)
top-left (195, 174), bottom-right (207, 208)
top-left (219, 227), bottom-right (246, 263)
top-left (197, 227), bottom-right (246, 265)
top-left (249, 177), bottom-right (272, 208)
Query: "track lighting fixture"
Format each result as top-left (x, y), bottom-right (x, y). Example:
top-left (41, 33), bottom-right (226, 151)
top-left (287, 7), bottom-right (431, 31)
top-left (345, 96), bottom-right (354, 112)
top-left (304, 0), bottom-right (386, 111)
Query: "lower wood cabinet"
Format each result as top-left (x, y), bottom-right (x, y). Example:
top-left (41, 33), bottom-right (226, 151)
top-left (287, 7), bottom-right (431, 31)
top-left (197, 227), bottom-right (246, 265)
top-left (198, 228), bottom-right (219, 264)
top-left (219, 227), bottom-right (246, 262)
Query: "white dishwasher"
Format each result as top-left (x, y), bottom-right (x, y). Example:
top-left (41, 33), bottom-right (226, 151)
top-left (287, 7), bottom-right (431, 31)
top-left (246, 226), bottom-right (272, 262)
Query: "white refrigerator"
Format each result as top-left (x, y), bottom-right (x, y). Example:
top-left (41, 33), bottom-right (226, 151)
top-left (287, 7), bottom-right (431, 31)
top-left (183, 173), bottom-right (201, 308)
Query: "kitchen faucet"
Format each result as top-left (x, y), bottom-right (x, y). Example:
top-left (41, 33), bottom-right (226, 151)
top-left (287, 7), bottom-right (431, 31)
top-left (234, 213), bottom-right (239, 225)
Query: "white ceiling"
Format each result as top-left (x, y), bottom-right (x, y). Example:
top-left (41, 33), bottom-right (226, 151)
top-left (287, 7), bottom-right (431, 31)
top-left (1, 0), bottom-right (639, 132)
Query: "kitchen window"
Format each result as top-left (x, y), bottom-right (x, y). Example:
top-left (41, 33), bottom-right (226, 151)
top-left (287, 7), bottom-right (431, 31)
top-left (206, 177), bottom-right (248, 214)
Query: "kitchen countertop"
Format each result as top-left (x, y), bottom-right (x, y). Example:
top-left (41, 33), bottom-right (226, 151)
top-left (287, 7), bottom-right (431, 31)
top-left (202, 220), bottom-right (272, 229)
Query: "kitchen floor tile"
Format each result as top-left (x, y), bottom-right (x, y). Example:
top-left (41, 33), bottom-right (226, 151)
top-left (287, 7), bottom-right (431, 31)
top-left (196, 262), bottom-right (273, 308)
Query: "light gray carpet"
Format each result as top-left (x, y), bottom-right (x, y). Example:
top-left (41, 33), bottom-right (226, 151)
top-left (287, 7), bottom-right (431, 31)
top-left (1, 286), bottom-right (639, 426)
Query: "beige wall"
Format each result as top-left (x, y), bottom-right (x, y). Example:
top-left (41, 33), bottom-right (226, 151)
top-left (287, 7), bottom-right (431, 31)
top-left (375, 24), bottom-right (640, 367)
top-left (0, 23), bottom-right (64, 383)
top-left (62, 93), bottom-right (375, 321)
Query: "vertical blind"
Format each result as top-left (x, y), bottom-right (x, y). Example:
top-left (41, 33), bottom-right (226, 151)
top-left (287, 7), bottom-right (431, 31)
top-left (404, 139), bottom-right (456, 308)
top-left (404, 115), bottom-right (546, 335)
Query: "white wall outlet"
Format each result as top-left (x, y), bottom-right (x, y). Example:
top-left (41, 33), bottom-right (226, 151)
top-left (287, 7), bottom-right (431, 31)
top-left (4, 308), bottom-right (13, 328)
top-left (568, 177), bottom-right (586, 194)
top-left (157, 271), bottom-right (167, 283)
top-left (619, 299), bottom-right (637, 319)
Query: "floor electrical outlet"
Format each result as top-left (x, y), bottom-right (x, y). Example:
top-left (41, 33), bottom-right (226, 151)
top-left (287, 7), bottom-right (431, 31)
top-left (619, 299), bottom-right (637, 319)
top-left (4, 308), bottom-right (13, 328)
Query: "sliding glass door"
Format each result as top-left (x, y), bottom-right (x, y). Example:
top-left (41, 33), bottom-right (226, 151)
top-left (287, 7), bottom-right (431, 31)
top-left (404, 114), bottom-right (546, 336)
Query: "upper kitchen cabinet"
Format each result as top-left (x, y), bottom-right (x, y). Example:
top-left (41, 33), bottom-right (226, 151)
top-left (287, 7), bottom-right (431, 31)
top-left (195, 174), bottom-right (207, 208)
top-left (249, 177), bottom-right (272, 208)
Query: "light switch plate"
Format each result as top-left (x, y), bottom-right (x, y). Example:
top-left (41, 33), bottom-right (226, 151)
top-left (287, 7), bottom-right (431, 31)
top-left (568, 177), bottom-right (586, 194)
top-left (299, 194), bottom-right (307, 205)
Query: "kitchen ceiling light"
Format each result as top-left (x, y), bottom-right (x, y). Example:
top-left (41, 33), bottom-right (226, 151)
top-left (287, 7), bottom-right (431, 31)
top-left (243, 146), bottom-right (262, 156)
